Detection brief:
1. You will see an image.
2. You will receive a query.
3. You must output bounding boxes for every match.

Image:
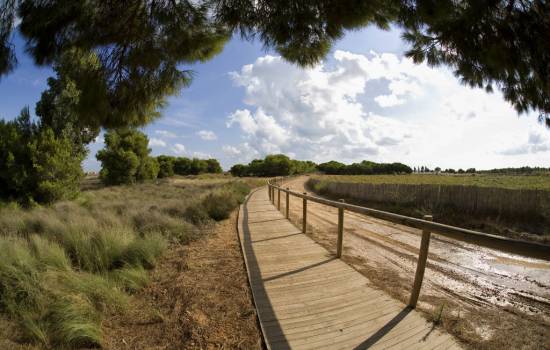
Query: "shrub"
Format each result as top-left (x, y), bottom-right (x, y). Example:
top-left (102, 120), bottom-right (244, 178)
top-left (156, 155), bottom-right (175, 178)
top-left (184, 205), bottom-right (211, 225)
top-left (96, 128), bottom-right (158, 185)
top-left (0, 108), bottom-right (85, 204)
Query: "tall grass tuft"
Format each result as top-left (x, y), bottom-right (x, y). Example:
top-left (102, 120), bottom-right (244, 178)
top-left (0, 178), bottom-right (253, 348)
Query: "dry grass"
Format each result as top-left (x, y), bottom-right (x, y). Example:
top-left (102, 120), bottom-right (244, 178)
top-left (313, 173), bottom-right (550, 190)
top-left (0, 177), bottom-right (257, 348)
top-left (102, 211), bottom-right (262, 349)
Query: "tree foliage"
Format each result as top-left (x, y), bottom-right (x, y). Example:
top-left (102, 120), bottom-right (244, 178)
top-left (0, 108), bottom-right (84, 204)
top-left (35, 52), bottom-right (100, 155)
top-left (1, 0), bottom-right (548, 126)
top-left (230, 154), bottom-right (317, 177)
top-left (156, 155), bottom-right (176, 178)
top-left (96, 129), bottom-right (159, 185)
top-left (2, 0), bottom-right (230, 128)
top-left (155, 156), bottom-right (222, 177)
top-left (318, 160), bottom-right (412, 175)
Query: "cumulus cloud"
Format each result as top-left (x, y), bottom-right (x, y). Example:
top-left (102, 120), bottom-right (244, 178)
top-left (225, 50), bottom-right (548, 169)
top-left (149, 138), bottom-right (166, 147)
top-left (171, 143), bottom-right (186, 155)
top-left (196, 130), bottom-right (217, 141)
top-left (226, 51), bottom-right (420, 164)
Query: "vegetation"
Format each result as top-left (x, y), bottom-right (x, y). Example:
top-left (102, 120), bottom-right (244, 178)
top-left (2, 1), bottom-right (548, 128)
top-left (96, 129), bottom-right (159, 185)
top-left (318, 160), bottom-right (412, 175)
top-left (310, 174), bottom-right (550, 191)
top-left (0, 177), bottom-right (253, 348)
top-left (0, 108), bottom-right (84, 205)
top-left (157, 156), bottom-right (222, 178)
top-left (230, 154), bottom-right (317, 177)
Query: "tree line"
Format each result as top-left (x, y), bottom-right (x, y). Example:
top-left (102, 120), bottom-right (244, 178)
top-left (317, 160), bottom-right (412, 175)
top-left (230, 156), bottom-right (413, 177)
top-left (96, 128), bottom-right (223, 185)
top-left (0, 116), bottom-right (223, 204)
top-left (230, 155), bottom-right (317, 177)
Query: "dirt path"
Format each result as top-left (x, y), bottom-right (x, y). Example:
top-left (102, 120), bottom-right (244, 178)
top-left (102, 211), bottom-right (262, 349)
top-left (281, 177), bottom-right (550, 349)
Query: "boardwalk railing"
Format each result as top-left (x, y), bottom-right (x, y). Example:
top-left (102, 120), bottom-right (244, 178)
top-left (266, 178), bottom-right (550, 308)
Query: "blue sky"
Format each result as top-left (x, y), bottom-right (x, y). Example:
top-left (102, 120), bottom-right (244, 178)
top-left (1, 26), bottom-right (549, 171)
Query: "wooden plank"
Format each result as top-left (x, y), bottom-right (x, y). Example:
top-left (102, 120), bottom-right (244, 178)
top-left (238, 187), bottom-right (462, 350)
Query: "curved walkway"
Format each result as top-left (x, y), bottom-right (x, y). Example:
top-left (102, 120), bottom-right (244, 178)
top-left (238, 187), bottom-right (462, 350)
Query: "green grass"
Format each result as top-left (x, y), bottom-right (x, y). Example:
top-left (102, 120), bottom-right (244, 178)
top-left (312, 174), bottom-right (550, 190)
top-left (0, 177), bottom-right (254, 348)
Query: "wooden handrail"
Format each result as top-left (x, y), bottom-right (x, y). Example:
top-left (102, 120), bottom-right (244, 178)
top-left (267, 177), bottom-right (550, 309)
top-left (267, 181), bottom-right (550, 261)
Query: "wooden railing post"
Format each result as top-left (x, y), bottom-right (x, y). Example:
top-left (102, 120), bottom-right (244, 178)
top-left (285, 188), bottom-right (290, 219)
top-left (277, 186), bottom-right (281, 210)
top-left (302, 192), bottom-right (307, 233)
top-left (409, 215), bottom-right (433, 308)
top-left (336, 199), bottom-right (345, 258)
top-left (268, 184), bottom-right (271, 200)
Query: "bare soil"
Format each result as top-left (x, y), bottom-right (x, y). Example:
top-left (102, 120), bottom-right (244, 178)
top-left (282, 177), bottom-right (550, 350)
top-left (102, 211), bottom-right (262, 349)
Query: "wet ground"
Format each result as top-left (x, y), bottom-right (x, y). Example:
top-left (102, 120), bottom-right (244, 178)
top-left (280, 177), bottom-right (550, 348)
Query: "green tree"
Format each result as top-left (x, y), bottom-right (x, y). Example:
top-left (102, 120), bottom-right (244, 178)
top-left (156, 155), bottom-right (176, 178)
top-left (318, 161), bottom-right (346, 174)
top-left (35, 53), bottom-right (100, 157)
top-left (173, 157), bottom-right (192, 175)
top-left (1, 1), bottom-right (548, 125)
top-left (29, 128), bottom-right (84, 203)
top-left (230, 164), bottom-right (248, 177)
top-left (189, 158), bottom-right (208, 175)
top-left (96, 129), bottom-right (159, 185)
top-left (205, 159), bottom-right (223, 173)
top-left (0, 108), bottom-right (84, 204)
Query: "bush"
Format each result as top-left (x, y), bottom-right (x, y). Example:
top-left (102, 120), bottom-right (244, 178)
top-left (96, 128), bottom-right (159, 185)
top-left (230, 154), bottom-right (317, 177)
top-left (156, 155), bottom-right (175, 178)
top-left (0, 108), bottom-right (85, 204)
top-left (202, 191), bottom-right (239, 221)
top-left (184, 205), bottom-right (211, 225)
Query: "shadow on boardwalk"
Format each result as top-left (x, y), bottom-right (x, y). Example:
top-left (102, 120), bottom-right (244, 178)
top-left (238, 188), bottom-right (461, 350)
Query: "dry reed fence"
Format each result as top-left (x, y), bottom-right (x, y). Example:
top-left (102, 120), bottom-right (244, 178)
top-left (307, 178), bottom-right (550, 222)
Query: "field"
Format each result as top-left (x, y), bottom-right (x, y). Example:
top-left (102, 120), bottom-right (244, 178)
top-left (308, 174), bottom-right (550, 241)
top-left (0, 175), bottom-right (263, 349)
top-left (312, 173), bottom-right (550, 190)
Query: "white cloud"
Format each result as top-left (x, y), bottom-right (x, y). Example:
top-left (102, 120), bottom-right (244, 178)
top-left (155, 130), bottom-right (176, 138)
top-left (499, 130), bottom-right (550, 155)
top-left (222, 145), bottom-right (241, 157)
top-left (171, 143), bottom-right (186, 155)
top-left (227, 50), bottom-right (549, 169)
top-left (193, 151), bottom-right (212, 159)
top-left (197, 130), bottom-right (217, 141)
top-left (149, 138), bottom-right (167, 147)
top-left (374, 94), bottom-right (405, 107)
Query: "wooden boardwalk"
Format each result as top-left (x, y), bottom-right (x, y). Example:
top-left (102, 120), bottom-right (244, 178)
top-left (238, 188), bottom-right (462, 350)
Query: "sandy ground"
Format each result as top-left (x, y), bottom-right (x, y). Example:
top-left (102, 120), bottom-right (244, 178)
top-left (102, 211), bottom-right (262, 350)
top-left (280, 177), bottom-right (550, 350)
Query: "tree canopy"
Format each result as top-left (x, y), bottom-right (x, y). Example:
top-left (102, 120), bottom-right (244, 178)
top-left (230, 154), bottom-right (317, 177)
top-left (96, 128), bottom-right (160, 185)
top-left (1, 0), bottom-right (548, 126)
top-left (0, 107), bottom-right (84, 204)
top-left (318, 160), bottom-right (412, 175)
